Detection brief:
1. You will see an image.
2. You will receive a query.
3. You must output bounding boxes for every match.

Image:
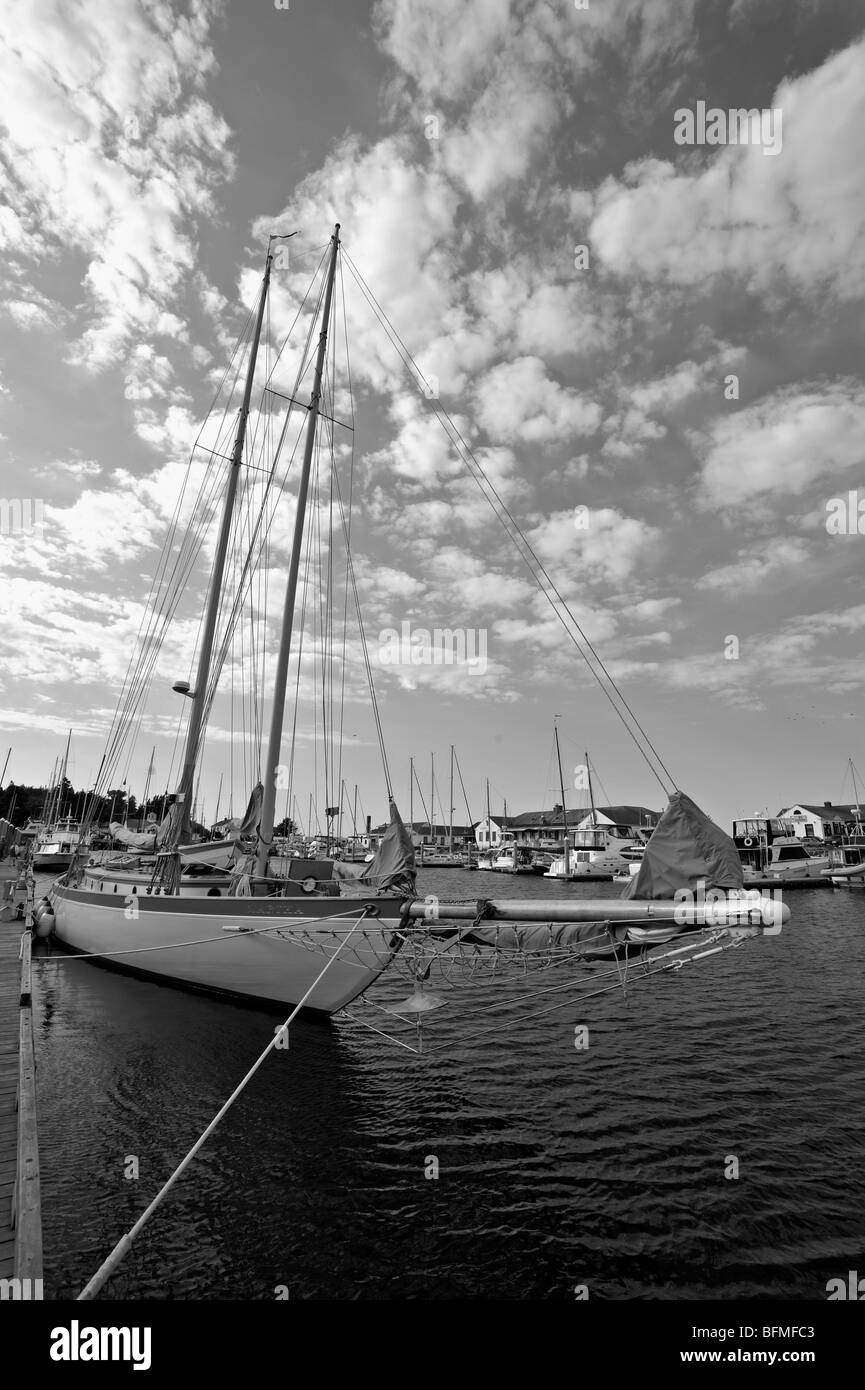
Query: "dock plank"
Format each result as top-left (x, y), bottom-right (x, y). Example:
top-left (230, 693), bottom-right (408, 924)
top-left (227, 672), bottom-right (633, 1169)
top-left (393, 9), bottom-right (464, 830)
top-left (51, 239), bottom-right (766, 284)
top-left (0, 864), bottom-right (43, 1295)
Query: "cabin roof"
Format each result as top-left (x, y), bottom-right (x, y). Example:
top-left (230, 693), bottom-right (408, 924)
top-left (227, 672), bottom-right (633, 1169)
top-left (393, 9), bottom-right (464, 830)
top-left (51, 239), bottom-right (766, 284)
top-left (778, 802), bottom-right (864, 819)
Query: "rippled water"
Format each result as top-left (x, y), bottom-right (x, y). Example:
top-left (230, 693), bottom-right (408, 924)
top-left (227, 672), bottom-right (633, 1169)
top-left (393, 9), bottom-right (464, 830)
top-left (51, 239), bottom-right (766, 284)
top-left (32, 870), bottom-right (865, 1300)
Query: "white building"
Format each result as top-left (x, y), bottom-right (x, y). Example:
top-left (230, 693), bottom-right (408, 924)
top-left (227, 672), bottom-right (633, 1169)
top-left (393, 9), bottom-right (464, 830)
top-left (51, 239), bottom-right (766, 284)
top-left (474, 815), bottom-right (507, 848)
top-left (777, 802), bottom-right (863, 840)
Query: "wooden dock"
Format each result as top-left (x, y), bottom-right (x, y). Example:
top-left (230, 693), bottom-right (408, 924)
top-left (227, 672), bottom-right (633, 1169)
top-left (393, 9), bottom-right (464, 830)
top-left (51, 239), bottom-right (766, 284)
top-left (0, 863), bottom-right (43, 1293)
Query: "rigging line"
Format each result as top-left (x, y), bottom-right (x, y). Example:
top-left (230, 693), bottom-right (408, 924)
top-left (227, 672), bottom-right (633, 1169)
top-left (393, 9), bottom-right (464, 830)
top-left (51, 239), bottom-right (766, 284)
top-left (76, 909), bottom-right (375, 1302)
top-left (328, 442), bottom-right (393, 801)
top-left (195, 279), bottom-right (327, 751)
top-left (411, 760), bottom-right (431, 826)
top-left (285, 487), bottom-right (316, 838)
top-left (97, 255), bottom-right (327, 811)
top-left (446, 935), bottom-right (734, 1044)
top-left (92, 305), bottom-right (258, 795)
top-left (340, 250), bottom-right (677, 797)
top-left (336, 1010), bottom-right (421, 1055)
top-left (313, 429), bottom-right (329, 828)
top-left (324, 361), bottom-right (337, 828)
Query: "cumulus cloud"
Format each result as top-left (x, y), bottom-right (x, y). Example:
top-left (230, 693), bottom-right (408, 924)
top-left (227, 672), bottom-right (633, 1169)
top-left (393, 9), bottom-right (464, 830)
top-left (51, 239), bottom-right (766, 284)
top-left (589, 38), bottom-right (865, 302)
top-left (474, 357), bottom-right (602, 445)
top-left (0, 0), bottom-right (233, 368)
top-left (697, 383), bottom-right (865, 507)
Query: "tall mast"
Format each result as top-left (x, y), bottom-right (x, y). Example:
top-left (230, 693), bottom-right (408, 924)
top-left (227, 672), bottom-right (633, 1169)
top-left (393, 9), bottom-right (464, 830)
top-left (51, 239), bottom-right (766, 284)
top-left (585, 749), bottom-right (597, 828)
top-left (449, 744), bottom-right (454, 854)
top-left (409, 756), bottom-right (414, 841)
top-left (430, 752), bottom-right (435, 848)
top-left (554, 721), bottom-right (570, 877)
top-left (0, 747), bottom-right (10, 788)
top-left (486, 777), bottom-right (491, 853)
top-left (851, 757), bottom-right (862, 833)
top-left (257, 225), bottom-right (341, 877)
top-left (175, 246), bottom-right (276, 844)
top-left (55, 730), bottom-right (72, 826)
top-left (139, 746), bottom-right (156, 831)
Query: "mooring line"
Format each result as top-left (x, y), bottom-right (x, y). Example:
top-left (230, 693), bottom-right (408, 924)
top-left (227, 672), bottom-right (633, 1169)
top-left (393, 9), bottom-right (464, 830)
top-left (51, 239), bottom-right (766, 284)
top-left (76, 909), bottom-right (371, 1301)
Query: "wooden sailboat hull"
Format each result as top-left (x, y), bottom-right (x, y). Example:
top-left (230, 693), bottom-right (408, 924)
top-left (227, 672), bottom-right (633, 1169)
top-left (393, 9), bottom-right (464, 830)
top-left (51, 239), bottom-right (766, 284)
top-left (49, 880), bottom-right (405, 1014)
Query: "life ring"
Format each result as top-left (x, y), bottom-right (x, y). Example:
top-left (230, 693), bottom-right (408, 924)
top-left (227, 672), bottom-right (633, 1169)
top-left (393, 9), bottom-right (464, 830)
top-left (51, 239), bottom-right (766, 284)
top-left (743, 836), bottom-right (753, 846)
top-left (301, 877), bottom-right (317, 893)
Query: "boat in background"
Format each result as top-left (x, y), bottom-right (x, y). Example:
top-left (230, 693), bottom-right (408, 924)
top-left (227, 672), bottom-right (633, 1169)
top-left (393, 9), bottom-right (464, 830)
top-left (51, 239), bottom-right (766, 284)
top-left (33, 815), bottom-right (81, 872)
top-left (489, 839), bottom-right (537, 874)
top-left (733, 816), bottom-right (831, 885)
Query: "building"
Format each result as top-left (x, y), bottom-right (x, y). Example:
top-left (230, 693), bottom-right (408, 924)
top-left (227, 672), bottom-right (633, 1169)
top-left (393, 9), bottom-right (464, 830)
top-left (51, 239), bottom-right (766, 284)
top-left (506, 805), bottom-right (660, 849)
top-left (474, 815), bottom-right (510, 849)
top-left (374, 819), bottom-right (475, 850)
top-left (776, 802), bottom-right (864, 841)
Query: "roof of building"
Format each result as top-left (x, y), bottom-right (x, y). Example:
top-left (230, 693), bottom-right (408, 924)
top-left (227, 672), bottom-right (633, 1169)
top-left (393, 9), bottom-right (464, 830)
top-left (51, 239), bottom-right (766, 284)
top-left (506, 805), bottom-right (661, 828)
top-left (779, 803), bottom-right (864, 819)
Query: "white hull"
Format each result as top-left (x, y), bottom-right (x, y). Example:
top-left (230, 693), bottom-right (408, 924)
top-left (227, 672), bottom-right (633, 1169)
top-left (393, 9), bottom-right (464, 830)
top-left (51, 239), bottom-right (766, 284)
top-left (50, 881), bottom-right (405, 1014)
top-left (33, 852), bottom-right (75, 871)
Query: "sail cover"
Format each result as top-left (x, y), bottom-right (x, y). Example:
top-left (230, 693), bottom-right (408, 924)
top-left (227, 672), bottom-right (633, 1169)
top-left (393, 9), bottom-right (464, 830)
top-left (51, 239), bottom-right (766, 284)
top-left (360, 800), bottom-right (416, 893)
top-left (621, 791), bottom-right (743, 899)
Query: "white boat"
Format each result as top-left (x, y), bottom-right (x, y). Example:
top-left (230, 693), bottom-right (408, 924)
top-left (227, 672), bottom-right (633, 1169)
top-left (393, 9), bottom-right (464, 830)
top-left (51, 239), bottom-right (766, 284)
top-left (41, 223), bottom-right (787, 1017)
top-left (741, 836), bottom-right (831, 883)
top-left (545, 824), bottom-right (642, 881)
top-left (33, 816), bottom-right (81, 872)
top-left (48, 227), bottom-right (416, 1013)
top-left (823, 836), bottom-right (865, 889)
top-left (489, 839), bottom-right (536, 874)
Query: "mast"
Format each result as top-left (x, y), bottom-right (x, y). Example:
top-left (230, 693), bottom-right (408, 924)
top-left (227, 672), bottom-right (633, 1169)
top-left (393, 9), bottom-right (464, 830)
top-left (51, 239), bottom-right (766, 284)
top-left (554, 721), bottom-right (570, 877)
top-left (486, 777), bottom-right (491, 856)
top-left (448, 744), bottom-right (454, 855)
top-left (586, 749), bottom-right (597, 827)
top-left (213, 772), bottom-right (223, 833)
top-left (430, 752), bottom-right (435, 849)
top-left (851, 757), bottom-right (863, 834)
top-left (54, 730), bottom-right (72, 827)
top-left (175, 245), bottom-right (276, 846)
top-left (257, 225), bottom-right (341, 877)
top-left (0, 747), bottom-right (10, 788)
top-left (409, 756), bottom-right (414, 844)
top-left (139, 746), bottom-right (155, 831)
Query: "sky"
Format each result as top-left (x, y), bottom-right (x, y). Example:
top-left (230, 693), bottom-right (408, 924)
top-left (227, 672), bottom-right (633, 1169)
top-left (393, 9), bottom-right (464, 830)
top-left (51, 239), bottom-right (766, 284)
top-left (1, 0), bottom-right (864, 834)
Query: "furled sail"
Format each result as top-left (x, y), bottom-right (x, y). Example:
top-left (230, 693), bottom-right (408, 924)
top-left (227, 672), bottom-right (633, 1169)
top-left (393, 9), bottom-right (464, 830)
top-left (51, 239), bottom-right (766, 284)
top-left (620, 790), bottom-right (743, 899)
top-left (361, 800), bottom-right (416, 894)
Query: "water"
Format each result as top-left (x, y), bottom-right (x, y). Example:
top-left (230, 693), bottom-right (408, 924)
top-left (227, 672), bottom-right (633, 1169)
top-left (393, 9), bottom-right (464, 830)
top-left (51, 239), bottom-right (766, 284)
top-left (32, 870), bottom-right (865, 1299)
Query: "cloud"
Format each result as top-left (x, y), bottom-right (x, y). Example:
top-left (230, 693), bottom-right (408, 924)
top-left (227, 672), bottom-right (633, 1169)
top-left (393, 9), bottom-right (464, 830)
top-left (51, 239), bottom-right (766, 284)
top-left (697, 537), bottom-right (813, 592)
top-left (374, 0), bottom-right (512, 101)
top-left (474, 356), bottom-right (602, 445)
top-left (0, 0), bottom-right (233, 368)
top-left (589, 37), bottom-right (865, 302)
top-left (697, 382), bottom-right (865, 508)
top-left (530, 507), bottom-right (660, 585)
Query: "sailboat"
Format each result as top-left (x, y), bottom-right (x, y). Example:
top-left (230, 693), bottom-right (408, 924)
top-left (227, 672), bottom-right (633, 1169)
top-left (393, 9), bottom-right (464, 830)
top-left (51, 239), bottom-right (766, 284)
top-left (545, 740), bottom-right (641, 880)
top-left (32, 731), bottom-right (82, 872)
top-left (40, 223), bottom-right (788, 1018)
